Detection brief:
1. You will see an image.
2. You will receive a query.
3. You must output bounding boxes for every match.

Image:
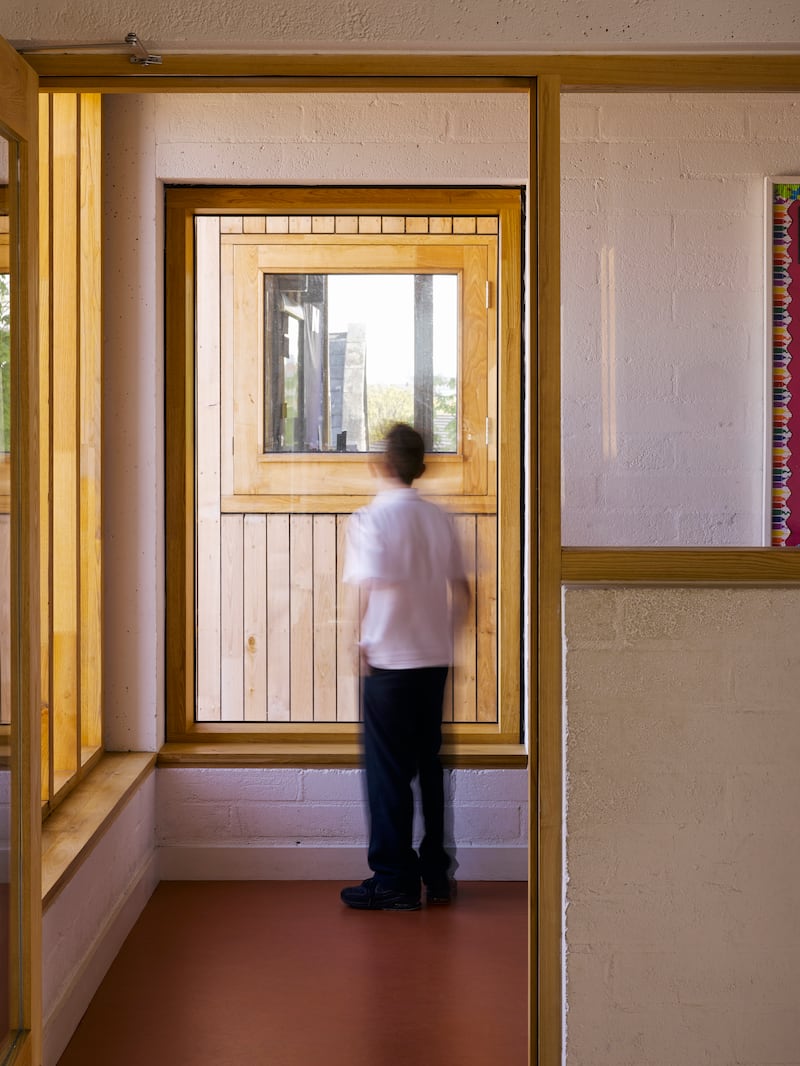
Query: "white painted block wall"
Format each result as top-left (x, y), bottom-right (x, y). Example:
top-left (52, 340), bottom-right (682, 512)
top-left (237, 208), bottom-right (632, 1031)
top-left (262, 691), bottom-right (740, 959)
top-left (562, 93), bottom-right (800, 546)
top-left (156, 768), bottom-right (528, 881)
top-left (42, 777), bottom-right (159, 1066)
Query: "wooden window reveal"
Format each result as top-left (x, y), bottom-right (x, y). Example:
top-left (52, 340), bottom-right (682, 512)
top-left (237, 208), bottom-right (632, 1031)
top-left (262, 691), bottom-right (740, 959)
top-left (166, 188), bottom-right (522, 756)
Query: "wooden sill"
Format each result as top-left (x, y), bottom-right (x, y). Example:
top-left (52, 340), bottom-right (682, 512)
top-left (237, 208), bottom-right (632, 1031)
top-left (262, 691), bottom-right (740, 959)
top-left (42, 752), bottom-right (156, 907)
top-left (157, 742), bottom-right (527, 770)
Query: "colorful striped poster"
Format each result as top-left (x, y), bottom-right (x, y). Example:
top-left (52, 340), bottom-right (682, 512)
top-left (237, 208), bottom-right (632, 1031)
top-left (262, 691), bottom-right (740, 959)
top-left (772, 181), bottom-right (800, 546)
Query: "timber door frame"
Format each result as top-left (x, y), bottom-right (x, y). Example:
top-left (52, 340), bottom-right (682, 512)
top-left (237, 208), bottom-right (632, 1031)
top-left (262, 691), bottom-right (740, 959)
top-left (0, 33), bottom-right (42, 1066)
top-left (20, 49), bottom-right (800, 1066)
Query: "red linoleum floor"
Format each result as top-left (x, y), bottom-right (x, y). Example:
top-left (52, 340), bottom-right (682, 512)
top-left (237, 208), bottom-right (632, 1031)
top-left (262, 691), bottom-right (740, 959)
top-left (57, 880), bottom-right (528, 1066)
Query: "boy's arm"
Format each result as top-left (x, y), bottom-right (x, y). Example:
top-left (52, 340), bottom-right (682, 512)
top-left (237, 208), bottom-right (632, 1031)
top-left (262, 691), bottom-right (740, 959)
top-left (451, 576), bottom-right (471, 632)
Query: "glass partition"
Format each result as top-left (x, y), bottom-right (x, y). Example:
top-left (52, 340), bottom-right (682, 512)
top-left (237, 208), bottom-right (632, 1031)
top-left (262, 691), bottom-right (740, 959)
top-left (561, 93), bottom-right (776, 546)
top-left (0, 134), bottom-right (12, 1049)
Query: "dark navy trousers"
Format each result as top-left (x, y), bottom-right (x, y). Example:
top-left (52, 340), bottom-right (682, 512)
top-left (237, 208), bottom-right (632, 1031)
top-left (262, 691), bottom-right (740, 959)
top-left (362, 665), bottom-right (451, 893)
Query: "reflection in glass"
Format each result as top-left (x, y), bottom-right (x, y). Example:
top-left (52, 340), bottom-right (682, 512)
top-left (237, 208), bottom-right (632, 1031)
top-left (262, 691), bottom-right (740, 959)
top-left (0, 131), bottom-right (12, 1049)
top-left (264, 273), bottom-right (458, 454)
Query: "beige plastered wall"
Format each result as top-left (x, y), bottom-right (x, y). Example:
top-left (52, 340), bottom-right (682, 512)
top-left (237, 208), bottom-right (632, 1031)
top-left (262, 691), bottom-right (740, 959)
top-left (565, 588), bottom-right (800, 1065)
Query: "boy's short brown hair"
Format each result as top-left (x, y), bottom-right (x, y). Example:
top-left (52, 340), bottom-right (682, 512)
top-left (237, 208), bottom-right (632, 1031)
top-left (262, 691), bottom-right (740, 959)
top-left (383, 423), bottom-right (426, 485)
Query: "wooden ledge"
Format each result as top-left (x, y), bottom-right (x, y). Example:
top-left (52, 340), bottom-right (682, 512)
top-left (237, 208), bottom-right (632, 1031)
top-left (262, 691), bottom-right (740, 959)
top-left (157, 742), bottom-right (527, 770)
top-left (42, 752), bottom-right (156, 907)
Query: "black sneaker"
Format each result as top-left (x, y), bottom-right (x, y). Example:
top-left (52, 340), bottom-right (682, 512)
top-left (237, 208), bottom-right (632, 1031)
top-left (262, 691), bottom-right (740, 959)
top-left (425, 878), bottom-right (457, 906)
top-left (340, 877), bottom-right (421, 911)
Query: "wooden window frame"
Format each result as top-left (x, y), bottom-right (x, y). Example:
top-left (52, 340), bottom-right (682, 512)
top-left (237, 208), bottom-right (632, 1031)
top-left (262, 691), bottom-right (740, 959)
top-left (225, 234), bottom-right (493, 503)
top-left (165, 186), bottom-right (524, 762)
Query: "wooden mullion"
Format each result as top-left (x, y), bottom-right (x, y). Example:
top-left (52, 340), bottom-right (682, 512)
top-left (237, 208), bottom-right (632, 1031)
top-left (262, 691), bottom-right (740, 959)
top-left (38, 92), bottom-right (52, 806)
top-left (165, 202), bottom-right (195, 738)
top-left (51, 92), bottom-right (80, 789)
top-left (78, 93), bottom-right (103, 760)
top-left (535, 74), bottom-right (562, 1066)
top-left (44, 92), bottom-right (55, 808)
top-left (74, 94), bottom-right (83, 778)
top-left (496, 200), bottom-right (522, 746)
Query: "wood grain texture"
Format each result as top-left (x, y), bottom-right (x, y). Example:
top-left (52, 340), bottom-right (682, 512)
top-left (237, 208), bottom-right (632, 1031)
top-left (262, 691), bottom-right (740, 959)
top-left (168, 186), bottom-right (521, 217)
top-left (220, 514), bottom-right (244, 722)
top-left (335, 515), bottom-right (360, 723)
top-left (289, 515), bottom-right (314, 722)
top-left (26, 52), bottom-right (800, 93)
top-left (157, 741), bottom-right (527, 769)
top-left (312, 515), bottom-right (337, 723)
top-left (165, 204), bottom-right (196, 739)
top-left (562, 547), bottom-right (800, 584)
top-left (51, 92), bottom-right (79, 784)
top-left (1, 38), bottom-right (43, 1058)
top-left (220, 493), bottom-right (497, 514)
top-left (535, 74), bottom-right (562, 1066)
top-left (266, 514), bottom-right (291, 721)
top-left (167, 187), bottom-right (519, 755)
top-left (453, 516), bottom-right (478, 724)
top-left (476, 515), bottom-right (498, 724)
top-left (38, 93), bottom-right (51, 805)
top-left (496, 195), bottom-right (523, 748)
top-left (243, 515), bottom-right (267, 722)
top-left (78, 93), bottom-right (102, 759)
top-left (196, 218), bottom-right (222, 722)
top-left (228, 235), bottom-right (495, 499)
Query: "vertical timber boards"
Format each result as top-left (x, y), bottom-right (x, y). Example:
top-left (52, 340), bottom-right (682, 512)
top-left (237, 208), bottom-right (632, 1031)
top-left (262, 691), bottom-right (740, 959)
top-left (40, 92), bottom-right (103, 807)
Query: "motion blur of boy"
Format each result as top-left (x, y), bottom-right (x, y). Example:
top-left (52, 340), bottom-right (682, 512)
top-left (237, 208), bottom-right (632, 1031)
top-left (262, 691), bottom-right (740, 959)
top-left (340, 423), bottom-right (470, 911)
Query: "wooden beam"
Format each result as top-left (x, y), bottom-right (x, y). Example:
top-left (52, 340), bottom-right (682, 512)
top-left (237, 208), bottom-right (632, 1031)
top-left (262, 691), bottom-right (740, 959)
top-left (562, 547), bottom-right (800, 585)
top-left (23, 52), bottom-right (800, 93)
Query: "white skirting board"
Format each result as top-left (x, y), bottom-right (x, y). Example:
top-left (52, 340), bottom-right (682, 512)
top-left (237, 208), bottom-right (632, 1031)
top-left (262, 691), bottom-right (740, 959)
top-left (157, 844), bottom-right (528, 882)
top-left (42, 852), bottom-right (160, 1066)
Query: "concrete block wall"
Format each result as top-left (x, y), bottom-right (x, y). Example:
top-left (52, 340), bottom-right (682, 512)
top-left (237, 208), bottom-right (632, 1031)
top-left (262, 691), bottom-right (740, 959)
top-left (564, 587), bottom-right (800, 1066)
top-left (561, 93), bottom-right (800, 546)
top-left (154, 92), bottom-right (528, 184)
top-left (7, 0), bottom-right (800, 52)
top-left (156, 768), bottom-right (528, 881)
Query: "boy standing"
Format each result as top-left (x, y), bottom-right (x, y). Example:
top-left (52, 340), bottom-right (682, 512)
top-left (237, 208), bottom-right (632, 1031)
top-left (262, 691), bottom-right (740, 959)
top-left (340, 423), bottom-right (470, 911)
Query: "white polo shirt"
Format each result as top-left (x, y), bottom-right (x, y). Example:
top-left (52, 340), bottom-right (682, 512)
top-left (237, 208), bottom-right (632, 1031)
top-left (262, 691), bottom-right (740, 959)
top-left (344, 486), bottom-right (466, 670)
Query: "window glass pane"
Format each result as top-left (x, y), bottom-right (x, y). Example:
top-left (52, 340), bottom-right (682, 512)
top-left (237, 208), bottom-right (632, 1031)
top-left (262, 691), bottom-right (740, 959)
top-left (264, 273), bottom-right (458, 453)
top-left (561, 93), bottom-right (783, 546)
top-left (0, 272), bottom-right (8, 455)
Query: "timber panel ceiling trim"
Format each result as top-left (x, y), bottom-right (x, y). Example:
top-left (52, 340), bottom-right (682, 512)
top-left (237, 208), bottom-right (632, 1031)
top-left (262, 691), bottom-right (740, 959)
top-left (21, 52), bottom-right (800, 92)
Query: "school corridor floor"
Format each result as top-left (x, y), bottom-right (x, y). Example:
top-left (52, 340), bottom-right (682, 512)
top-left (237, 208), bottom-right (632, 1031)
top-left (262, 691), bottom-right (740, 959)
top-left (57, 880), bottom-right (528, 1066)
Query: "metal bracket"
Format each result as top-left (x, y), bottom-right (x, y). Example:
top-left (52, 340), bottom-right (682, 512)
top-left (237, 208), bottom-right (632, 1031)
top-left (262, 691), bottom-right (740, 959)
top-left (125, 33), bottom-right (162, 66)
top-left (18, 32), bottom-right (162, 66)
